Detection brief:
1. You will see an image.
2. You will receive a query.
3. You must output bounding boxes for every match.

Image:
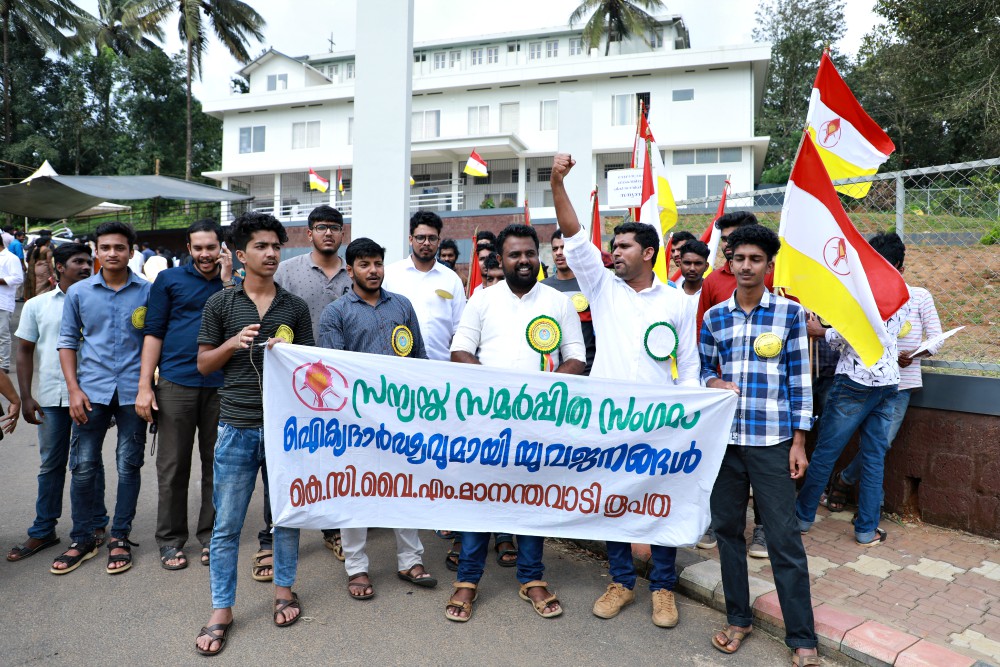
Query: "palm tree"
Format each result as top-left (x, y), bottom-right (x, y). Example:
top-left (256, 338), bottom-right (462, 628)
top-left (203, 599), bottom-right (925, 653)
top-left (568, 0), bottom-right (666, 56)
top-left (1, 0), bottom-right (86, 150)
top-left (175, 0), bottom-right (264, 180)
top-left (85, 0), bottom-right (172, 57)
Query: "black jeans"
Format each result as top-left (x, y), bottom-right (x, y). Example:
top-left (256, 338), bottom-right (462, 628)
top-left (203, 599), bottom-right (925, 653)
top-left (711, 441), bottom-right (817, 650)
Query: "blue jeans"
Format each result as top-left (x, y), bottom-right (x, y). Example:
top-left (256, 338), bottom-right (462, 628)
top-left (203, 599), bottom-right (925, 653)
top-left (29, 407), bottom-right (107, 539)
top-left (840, 389), bottom-right (913, 496)
top-left (712, 442), bottom-right (816, 650)
top-left (68, 394), bottom-right (146, 544)
top-left (457, 532), bottom-right (543, 585)
top-left (795, 376), bottom-right (897, 541)
top-left (210, 422), bottom-right (299, 608)
top-left (607, 541), bottom-right (677, 591)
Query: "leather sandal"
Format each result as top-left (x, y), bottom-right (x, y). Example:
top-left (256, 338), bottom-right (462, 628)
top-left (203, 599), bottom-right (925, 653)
top-left (273, 592), bottom-right (302, 627)
top-left (106, 537), bottom-right (137, 575)
top-left (712, 626), bottom-right (752, 654)
top-left (445, 582), bottom-right (478, 622)
top-left (518, 580), bottom-right (562, 618)
top-left (251, 549), bottom-right (273, 581)
top-left (50, 540), bottom-right (98, 575)
top-left (195, 620), bottom-right (233, 656)
top-left (347, 572), bottom-right (374, 600)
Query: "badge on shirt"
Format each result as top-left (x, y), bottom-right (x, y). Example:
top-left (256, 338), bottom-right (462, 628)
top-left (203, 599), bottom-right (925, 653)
top-left (435, 289), bottom-right (454, 300)
top-left (753, 332), bottom-right (783, 358)
top-left (898, 320), bottom-right (912, 338)
top-left (571, 293), bottom-right (589, 313)
top-left (643, 322), bottom-right (678, 361)
top-left (275, 324), bottom-right (295, 343)
top-left (131, 306), bottom-right (147, 330)
top-left (526, 315), bottom-right (562, 354)
top-left (392, 325), bottom-right (414, 356)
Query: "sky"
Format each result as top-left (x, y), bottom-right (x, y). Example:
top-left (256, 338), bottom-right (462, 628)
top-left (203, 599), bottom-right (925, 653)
top-left (75, 0), bottom-right (882, 102)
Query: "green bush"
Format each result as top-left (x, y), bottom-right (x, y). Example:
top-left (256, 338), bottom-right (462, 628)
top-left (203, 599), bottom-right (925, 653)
top-left (980, 223), bottom-right (1000, 245)
top-left (498, 198), bottom-right (517, 208)
top-left (481, 196), bottom-right (495, 209)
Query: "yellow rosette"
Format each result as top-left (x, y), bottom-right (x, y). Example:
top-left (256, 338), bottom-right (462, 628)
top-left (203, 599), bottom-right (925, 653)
top-left (392, 324), bottom-right (414, 357)
top-left (435, 289), bottom-right (454, 300)
top-left (274, 324), bottom-right (295, 343)
top-left (753, 332), bottom-right (783, 359)
top-left (525, 315), bottom-right (561, 354)
top-left (131, 306), bottom-right (147, 330)
top-left (898, 320), bottom-right (912, 338)
top-left (571, 293), bottom-right (589, 313)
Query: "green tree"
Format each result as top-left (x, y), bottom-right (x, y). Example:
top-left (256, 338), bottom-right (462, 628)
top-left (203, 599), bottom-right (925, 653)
top-left (754, 0), bottom-right (847, 183)
top-left (83, 0), bottom-right (171, 56)
top-left (568, 0), bottom-right (665, 56)
top-left (173, 0), bottom-right (264, 180)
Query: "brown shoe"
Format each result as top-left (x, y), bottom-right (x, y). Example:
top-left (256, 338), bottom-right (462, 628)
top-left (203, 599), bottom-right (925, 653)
top-left (593, 582), bottom-right (635, 619)
top-left (651, 589), bottom-right (679, 627)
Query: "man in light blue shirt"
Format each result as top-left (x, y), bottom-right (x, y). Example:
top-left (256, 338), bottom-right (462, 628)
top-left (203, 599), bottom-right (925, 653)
top-left (53, 222), bottom-right (150, 576)
top-left (7, 243), bottom-right (108, 563)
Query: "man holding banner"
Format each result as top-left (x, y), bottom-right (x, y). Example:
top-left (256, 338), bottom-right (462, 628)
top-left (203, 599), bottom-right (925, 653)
top-left (698, 225), bottom-right (820, 664)
top-left (446, 223), bottom-right (585, 622)
top-left (194, 212), bottom-right (314, 656)
top-left (550, 154), bottom-right (698, 630)
top-left (318, 237), bottom-right (437, 599)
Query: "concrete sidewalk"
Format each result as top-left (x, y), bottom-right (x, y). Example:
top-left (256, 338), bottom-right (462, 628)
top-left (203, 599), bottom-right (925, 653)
top-left (577, 506), bottom-right (1000, 666)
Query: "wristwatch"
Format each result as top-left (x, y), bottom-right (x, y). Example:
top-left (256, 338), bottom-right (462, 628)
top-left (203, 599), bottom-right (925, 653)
top-left (222, 278), bottom-right (238, 288)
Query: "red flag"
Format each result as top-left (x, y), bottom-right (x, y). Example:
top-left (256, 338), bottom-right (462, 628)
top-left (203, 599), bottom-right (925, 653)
top-left (636, 142), bottom-right (654, 223)
top-left (590, 189), bottom-right (602, 250)
top-left (524, 199), bottom-right (531, 226)
top-left (466, 232), bottom-right (482, 297)
top-left (671, 179), bottom-right (729, 282)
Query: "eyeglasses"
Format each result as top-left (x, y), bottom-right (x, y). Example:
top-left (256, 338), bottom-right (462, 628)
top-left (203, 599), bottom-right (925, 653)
top-left (312, 224), bottom-right (343, 234)
top-left (719, 235), bottom-right (731, 244)
top-left (413, 234), bottom-right (440, 244)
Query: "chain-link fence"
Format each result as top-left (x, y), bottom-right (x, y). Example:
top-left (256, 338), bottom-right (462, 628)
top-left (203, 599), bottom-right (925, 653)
top-left (675, 158), bottom-right (1000, 376)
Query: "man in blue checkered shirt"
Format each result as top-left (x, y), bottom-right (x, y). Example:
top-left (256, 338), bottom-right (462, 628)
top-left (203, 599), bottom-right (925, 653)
top-left (699, 225), bottom-right (820, 665)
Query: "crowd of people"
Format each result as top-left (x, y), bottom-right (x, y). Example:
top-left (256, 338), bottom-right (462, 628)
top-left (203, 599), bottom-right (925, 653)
top-left (0, 154), bottom-right (943, 665)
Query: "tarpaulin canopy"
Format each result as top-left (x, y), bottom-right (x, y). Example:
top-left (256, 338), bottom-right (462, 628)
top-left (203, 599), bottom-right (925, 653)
top-left (0, 173), bottom-right (251, 219)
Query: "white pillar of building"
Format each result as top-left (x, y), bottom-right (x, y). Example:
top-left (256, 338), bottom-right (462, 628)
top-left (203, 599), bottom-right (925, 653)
top-left (351, 0), bottom-right (414, 261)
top-left (557, 91), bottom-right (594, 225)
top-left (272, 173), bottom-right (281, 214)
top-left (450, 160), bottom-right (460, 211)
top-left (516, 156), bottom-right (526, 207)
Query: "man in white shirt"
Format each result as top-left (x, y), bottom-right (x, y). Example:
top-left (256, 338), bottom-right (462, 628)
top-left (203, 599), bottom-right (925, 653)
top-left (445, 223), bottom-right (585, 623)
top-left (551, 153), bottom-right (698, 631)
top-left (383, 210), bottom-right (466, 363)
top-left (0, 237), bottom-right (25, 373)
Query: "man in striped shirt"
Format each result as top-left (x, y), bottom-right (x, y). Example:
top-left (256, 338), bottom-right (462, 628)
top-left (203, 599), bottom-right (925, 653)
top-left (194, 212), bottom-right (314, 656)
top-left (699, 224), bottom-right (819, 665)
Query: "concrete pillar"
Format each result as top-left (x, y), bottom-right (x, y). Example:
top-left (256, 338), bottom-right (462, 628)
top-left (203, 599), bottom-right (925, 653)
top-left (272, 173), bottom-right (281, 214)
top-left (557, 91), bottom-right (594, 225)
top-left (516, 157), bottom-right (526, 207)
top-left (352, 0), bottom-right (414, 261)
top-left (450, 160), bottom-right (460, 211)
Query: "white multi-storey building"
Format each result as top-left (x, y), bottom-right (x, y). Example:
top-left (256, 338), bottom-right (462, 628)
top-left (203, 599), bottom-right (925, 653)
top-left (202, 16), bottom-right (770, 221)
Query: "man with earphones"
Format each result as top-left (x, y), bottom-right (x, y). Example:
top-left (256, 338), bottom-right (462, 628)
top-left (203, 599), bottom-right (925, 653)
top-left (194, 212), bottom-right (313, 656)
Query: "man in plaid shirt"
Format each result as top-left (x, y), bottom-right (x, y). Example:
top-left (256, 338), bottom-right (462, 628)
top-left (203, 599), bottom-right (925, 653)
top-left (699, 225), bottom-right (820, 665)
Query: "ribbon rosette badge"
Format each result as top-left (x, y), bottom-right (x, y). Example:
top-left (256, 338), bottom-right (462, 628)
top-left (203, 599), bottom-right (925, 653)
top-left (131, 306), bottom-right (147, 330)
top-left (274, 324), bottom-right (295, 343)
top-left (753, 332), bottom-right (783, 359)
top-left (643, 322), bottom-right (678, 361)
top-left (525, 315), bottom-right (562, 354)
top-left (898, 320), bottom-right (912, 338)
top-left (571, 293), bottom-right (589, 313)
top-left (392, 324), bottom-right (414, 356)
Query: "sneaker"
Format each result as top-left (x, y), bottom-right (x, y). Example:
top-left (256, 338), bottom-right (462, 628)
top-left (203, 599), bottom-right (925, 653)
top-left (593, 582), bottom-right (635, 619)
top-left (748, 525), bottom-right (768, 558)
top-left (697, 527), bottom-right (717, 549)
top-left (651, 589), bottom-right (679, 628)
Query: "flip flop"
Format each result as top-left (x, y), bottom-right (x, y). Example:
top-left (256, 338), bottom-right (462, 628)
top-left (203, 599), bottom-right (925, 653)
top-left (347, 572), bottom-right (374, 600)
top-left (195, 621), bottom-right (234, 656)
top-left (274, 592), bottom-right (302, 628)
top-left (160, 546), bottom-right (188, 571)
top-left (398, 565), bottom-right (437, 588)
top-left (7, 535), bottom-right (60, 562)
top-left (495, 542), bottom-right (517, 568)
top-left (201, 547), bottom-right (210, 566)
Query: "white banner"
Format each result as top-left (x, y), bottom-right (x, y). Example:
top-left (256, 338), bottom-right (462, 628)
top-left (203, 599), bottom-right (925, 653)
top-left (263, 344), bottom-right (737, 547)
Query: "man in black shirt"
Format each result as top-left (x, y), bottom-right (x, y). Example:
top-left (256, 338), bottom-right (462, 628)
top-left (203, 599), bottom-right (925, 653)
top-left (194, 212), bottom-right (313, 656)
top-left (541, 230), bottom-right (597, 374)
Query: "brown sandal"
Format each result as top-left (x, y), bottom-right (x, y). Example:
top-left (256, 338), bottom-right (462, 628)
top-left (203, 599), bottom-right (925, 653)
top-left (445, 582), bottom-right (478, 622)
top-left (791, 650), bottom-right (821, 666)
top-left (518, 580), bottom-right (562, 618)
top-left (712, 626), bottom-right (752, 654)
top-left (347, 572), bottom-right (374, 600)
top-left (251, 549), bottom-right (273, 582)
top-left (273, 592), bottom-right (302, 627)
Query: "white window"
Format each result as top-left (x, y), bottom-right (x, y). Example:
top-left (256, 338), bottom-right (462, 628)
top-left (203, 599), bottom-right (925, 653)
top-left (449, 51), bottom-right (461, 68)
top-left (528, 42), bottom-right (542, 60)
top-left (673, 88), bottom-right (694, 102)
top-left (687, 174), bottom-right (728, 199)
top-left (266, 73), bottom-right (287, 91)
top-left (672, 150), bottom-right (694, 165)
top-left (611, 94), bottom-right (636, 126)
top-left (239, 126), bottom-right (265, 153)
top-left (569, 38), bottom-right (583, 55)
top-left (347, 117), bottom-right (353, 145)
top-left (487, 46), bottom-right (499, 64)
top-left (720, 147), bottom-right (742, 163)
top-left (345, 63), bottom-right (355, 80)
top-left (649, 29), bottom-right (664, 48)
top-left (412, 110), bottom-right (441, 140)
top-left (500, 102), bottom-right (519, 133)
top-left (540, 100), bottom-right (558, 131)
top-left (545, 39), bottom-right (558, 58)
top-left (292, 120), bottom-right (321, 149)
top-left (468, 106), bottom-right (489, 135)
top-left (433, 52), bottom-right (446, 70)
top-left (696, 148), bottom-right (719, 164)
top-left (470, 48), bottom-right (483, 65)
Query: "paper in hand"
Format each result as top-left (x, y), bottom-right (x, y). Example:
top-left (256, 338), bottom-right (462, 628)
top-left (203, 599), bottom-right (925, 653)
top-left (910, 326), bottom-right (964, 358)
